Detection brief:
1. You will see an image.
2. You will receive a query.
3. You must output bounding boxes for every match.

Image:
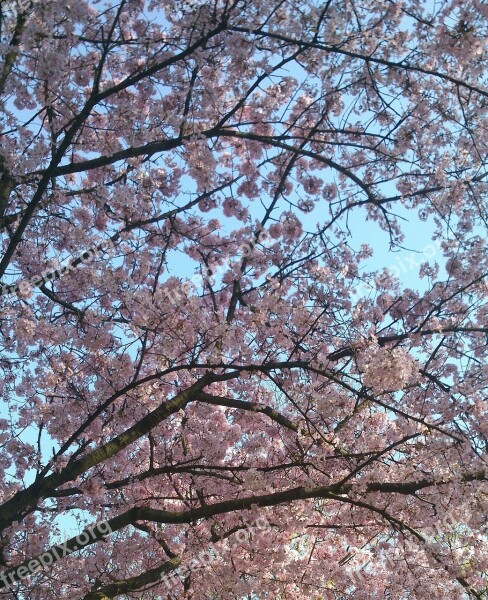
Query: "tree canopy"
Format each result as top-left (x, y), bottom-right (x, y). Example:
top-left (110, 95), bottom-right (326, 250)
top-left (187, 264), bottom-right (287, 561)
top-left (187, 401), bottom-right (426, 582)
top-left (0, 0), bottom-right (488, 598)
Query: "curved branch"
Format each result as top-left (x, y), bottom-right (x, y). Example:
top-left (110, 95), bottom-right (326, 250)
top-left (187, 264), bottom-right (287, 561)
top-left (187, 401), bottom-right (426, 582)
top-left (1, 473), bottom-right (485, 590)
top-left (198, 390), bottom-right (299, 432)
top-left (82, 557), bottom-right (181, 600)
top-left (0, 371), bottom-right (238, 533)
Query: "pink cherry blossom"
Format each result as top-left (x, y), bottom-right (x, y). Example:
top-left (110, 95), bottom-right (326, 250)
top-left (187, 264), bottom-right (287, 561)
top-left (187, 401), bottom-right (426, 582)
top-left (0, 1), bottom-right (486, 598)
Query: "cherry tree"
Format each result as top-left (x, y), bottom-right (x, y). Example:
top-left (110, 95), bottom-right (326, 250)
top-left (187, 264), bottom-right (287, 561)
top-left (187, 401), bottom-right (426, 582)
top-left (0, 0), bottom-right (487, 598)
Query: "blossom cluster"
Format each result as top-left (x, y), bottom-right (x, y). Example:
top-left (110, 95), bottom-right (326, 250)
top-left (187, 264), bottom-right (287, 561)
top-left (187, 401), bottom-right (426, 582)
top-left (357, 345), bottom-right (419, 392)
top-left (1, 0), bottom-right (40, 15)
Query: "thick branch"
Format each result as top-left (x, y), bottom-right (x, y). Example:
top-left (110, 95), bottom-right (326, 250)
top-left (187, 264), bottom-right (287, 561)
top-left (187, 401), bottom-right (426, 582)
top-left (198, 391), bottom-right (299, 432)
top-left (82, 557), bottom-right (181, 600)
top-left (0, 371), bottom-right (238, 533)
top-left (1, 474), bottom-right (486, 589)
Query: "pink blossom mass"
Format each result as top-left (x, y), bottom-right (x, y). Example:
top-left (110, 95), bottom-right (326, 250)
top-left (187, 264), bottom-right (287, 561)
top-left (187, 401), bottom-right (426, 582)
top-left (0, 0), bottom-right (487, 598)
